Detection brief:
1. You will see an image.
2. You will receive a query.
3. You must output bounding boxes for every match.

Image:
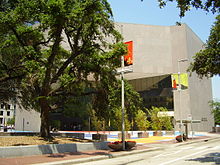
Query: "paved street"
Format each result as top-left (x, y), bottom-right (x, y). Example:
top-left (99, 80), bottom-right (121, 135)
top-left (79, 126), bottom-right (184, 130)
top-left (77, 137), bottom-right (220, 165)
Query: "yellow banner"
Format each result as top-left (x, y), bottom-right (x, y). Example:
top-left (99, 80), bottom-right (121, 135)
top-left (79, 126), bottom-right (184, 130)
top-left (171, 73), bottom-right (188, 89)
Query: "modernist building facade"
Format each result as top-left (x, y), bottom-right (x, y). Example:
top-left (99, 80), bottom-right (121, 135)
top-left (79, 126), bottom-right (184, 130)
top-left (117, 22), bottom-right (214, 132)
top-left (15, 23), bottom-right (214, 132)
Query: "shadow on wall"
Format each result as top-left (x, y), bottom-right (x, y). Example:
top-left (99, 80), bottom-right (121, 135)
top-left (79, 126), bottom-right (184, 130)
top-left (37, 143), bottom-right (78, 154)
top-left (37, 142), bottom-right (109, 155)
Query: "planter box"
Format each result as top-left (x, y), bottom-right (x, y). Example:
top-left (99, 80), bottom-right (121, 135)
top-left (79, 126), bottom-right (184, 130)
top-left (138, 132), bottom-right (149, 138)
top-left (216, 127), bottom-right (220, 133)
top-left (92, 134), bottom-right (107, 141)
top-left (153, 131), bottom-right (163, 136)
top-left (108, 141), bottom-right (136, 151)
top-left (176, 134), bottom-right (187, 142)
top-left (165, 131), bottom-right (174, 136)
top-left (118, 132), bottom-right (131, 139)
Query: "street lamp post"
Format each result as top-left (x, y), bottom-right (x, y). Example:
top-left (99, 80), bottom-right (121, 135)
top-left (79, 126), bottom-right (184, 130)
top-left (117, 24), bottom-right (132, 150)
top-left (121, 55), bottom-right (125, 151)
top-left (177, 59), bottom-right (188, 141)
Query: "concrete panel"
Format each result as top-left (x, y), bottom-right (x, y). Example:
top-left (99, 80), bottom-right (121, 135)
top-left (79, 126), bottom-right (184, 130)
top-left (0, 142), bottom-right (109, 158)
top-left (116, 23), bottom-right (173, 75)
top-left (185, 25), bottom-right (214, 131)
top-left (118, 23), bottom-right (214, 132)
top-left (15, 105), bottom-right (41, 132)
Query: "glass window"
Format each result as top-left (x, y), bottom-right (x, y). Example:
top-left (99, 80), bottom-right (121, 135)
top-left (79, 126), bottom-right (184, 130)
top-left (137, 75), bottom-right (174, 110)
top-left (7, 111), bottom-right (10, 116)
top-left (0, 111), bottom-right (3, 116)
top-left (0, 104), bottom-right (4, 109)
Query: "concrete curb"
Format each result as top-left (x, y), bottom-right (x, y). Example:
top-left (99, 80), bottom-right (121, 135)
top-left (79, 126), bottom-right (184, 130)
top-left (32, 136), bottom-right (220, 165)
top-left (0, 142), bottom-right (109, 158)
top-left (32, 147), bottom-right (162, 165)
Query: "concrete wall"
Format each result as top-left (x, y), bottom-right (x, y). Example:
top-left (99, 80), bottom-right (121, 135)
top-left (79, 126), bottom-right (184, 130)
top-left (15, 105), bottom-right (41, 132)
top-left (117, 22), bottom-right (214, 132)
top-left (117, 23), bottom-right (173, 75)
top-left (185, 25), bottom-right (214, 131)
top-left (0, 142), bottom-right (109, 158)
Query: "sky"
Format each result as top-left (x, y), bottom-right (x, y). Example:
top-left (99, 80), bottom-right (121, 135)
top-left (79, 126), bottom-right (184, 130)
top-left (108, 0), bottom-right (220, 100)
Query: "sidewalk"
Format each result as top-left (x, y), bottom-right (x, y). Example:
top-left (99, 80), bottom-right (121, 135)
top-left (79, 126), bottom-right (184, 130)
top-left (0, 143), bottom-right (153, 165)
top-left (0, 134), bottom-right (216, 165)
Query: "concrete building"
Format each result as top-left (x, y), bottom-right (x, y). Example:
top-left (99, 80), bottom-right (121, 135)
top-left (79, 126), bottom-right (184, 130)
top-left (117, 22), bottom-right (214, 132)
top-left (15, 105), bottom-right (41, 132)
top-left (15, 23), bottom-right (214, 132)
top-left (0, 102), bottom-right (15, 128)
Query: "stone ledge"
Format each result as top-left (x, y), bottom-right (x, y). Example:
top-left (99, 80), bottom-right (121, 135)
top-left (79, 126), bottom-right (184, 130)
top-left (0, 142), bottom-right (109, 158)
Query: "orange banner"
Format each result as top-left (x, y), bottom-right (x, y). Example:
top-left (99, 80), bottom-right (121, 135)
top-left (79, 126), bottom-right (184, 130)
top-left (124, 41), bottom-right (133, 66)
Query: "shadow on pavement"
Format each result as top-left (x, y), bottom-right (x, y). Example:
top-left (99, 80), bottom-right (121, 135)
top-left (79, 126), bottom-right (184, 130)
top-left (187, 152), bottom-right (220, 164)
top-left (47, 151), bottom-right (110, 158)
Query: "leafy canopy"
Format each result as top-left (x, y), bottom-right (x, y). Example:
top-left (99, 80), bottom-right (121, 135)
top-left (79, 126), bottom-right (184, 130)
top-left (148, 106), bottom-right (172, 130)
top-left (209, 100), bottom-right (220, 125)
top-left (0, 0), bottom-right (126, 137)
top-left (142, 0), bottom-right (220, 17)
top-left (189, 15), bottom-right (220, 77)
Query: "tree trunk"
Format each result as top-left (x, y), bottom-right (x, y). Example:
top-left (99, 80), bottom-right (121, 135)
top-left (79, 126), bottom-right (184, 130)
top-left (39, 98), bottom-right (51, 138)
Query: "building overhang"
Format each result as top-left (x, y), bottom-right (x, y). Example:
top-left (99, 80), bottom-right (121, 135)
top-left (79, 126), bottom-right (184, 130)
top-left (116, 65), bottom-right (171, 80)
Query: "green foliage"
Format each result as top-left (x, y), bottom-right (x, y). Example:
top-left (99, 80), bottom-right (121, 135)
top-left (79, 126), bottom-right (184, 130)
top-left (0, 0), bottom-right (126, 137)
top-left (189, 15), bottom-right (220, 78)
top-left (92, 79), bottom-right (143, 131)
top-left (134, 109), bottom-right (150, 131)
top-left (148, 106), bottom-right (173, 130)
top-left (7, 117), bottom-right (15, 125)
top-left (50, 120), bottom-right (61, 130)
top-left (162, 115), bottom-right (173, 131)
top-left (209, 100), bottom-right (220, 125)
top-left (151, 0), bottom-right (220, 17)
top-left (89, 109), bottom-right (105, 131)
top-left (110, 107), bottom-right (131, 131)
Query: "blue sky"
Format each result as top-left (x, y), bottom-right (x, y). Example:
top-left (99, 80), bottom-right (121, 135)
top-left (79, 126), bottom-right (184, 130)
top-left (108, 0), bottom-right (220, 100)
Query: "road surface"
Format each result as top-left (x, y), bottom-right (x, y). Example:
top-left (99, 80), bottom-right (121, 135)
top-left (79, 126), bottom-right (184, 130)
top-left (77, 137), bottom-right (220, 165)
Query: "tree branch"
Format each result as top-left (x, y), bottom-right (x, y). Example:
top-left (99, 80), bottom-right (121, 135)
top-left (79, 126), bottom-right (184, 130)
top-left (50, 26), bottom-right (83, 84)
top-left (41, 24), bottom-right (63, 95)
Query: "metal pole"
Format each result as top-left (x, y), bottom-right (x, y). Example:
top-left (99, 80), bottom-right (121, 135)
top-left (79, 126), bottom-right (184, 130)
top-left (177, 61), bottom-right (183, 141)
top-left (177, 59), bottom-right (188, 141)
top-left (121, 55), bottom-right (125, 150)
top-left (88, 117), bottom-right (90, 134)
top-left (118, 24), bottom-right (125, 150)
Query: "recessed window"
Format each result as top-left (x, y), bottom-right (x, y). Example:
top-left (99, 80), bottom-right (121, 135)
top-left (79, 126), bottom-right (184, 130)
top-left (0, 104), bottom-right (4, 109)
top-left (7, 111), bottom-right (10, 116)
top-left (7, 105), bottom-right (10, 110)
top-left (0, 111), bottom-right (3, 116)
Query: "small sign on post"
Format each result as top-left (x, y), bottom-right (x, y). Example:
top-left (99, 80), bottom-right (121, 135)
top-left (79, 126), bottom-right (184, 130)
top-left (187, 114), bottom-right (192, 121)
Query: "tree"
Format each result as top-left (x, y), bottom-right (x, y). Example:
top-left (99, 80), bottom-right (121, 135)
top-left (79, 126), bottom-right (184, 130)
top-left (141, 0), bottom-right (220, 17)
top-left (91, 79), bottom-right (143, 131)
top-left (7, 117), bottom-right (15, 126)
top-left (0, 0), bottom-right (126, 138)
top-left (148, 106), bottom-right (172, 131)
top-left (134, 109), bottom-right (150, 131)
top-left (209, 100), bottom-right (220, 125)
top-left (189, 15), bottom-right (220, 77)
